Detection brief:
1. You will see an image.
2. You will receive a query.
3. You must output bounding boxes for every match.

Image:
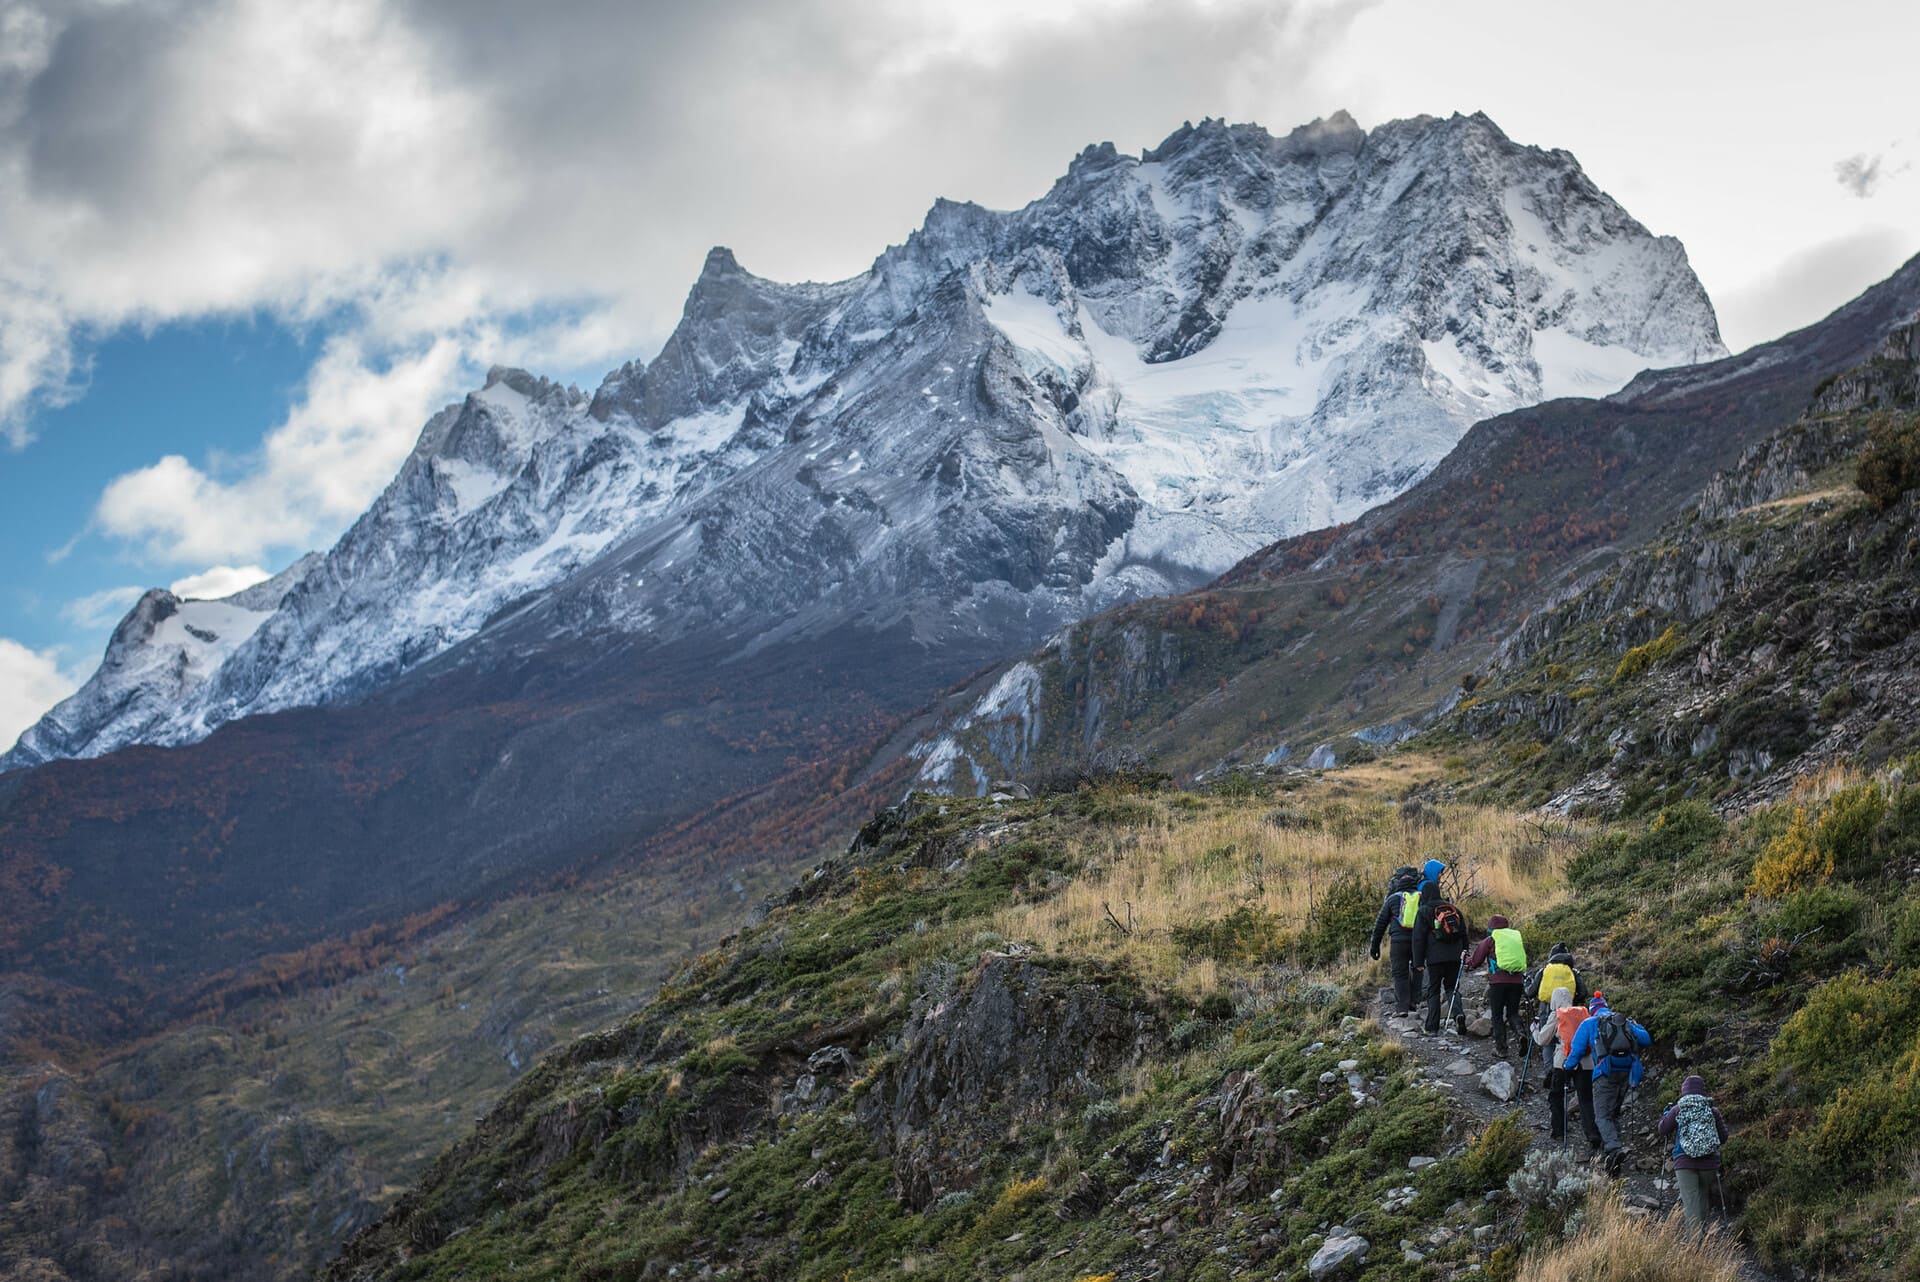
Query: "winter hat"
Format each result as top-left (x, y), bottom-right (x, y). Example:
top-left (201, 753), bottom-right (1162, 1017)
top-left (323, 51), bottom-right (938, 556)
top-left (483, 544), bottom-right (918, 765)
top-left (1487, 914), bottom-right (1510, 929)
top-left (1550, 986), bottom-right (1573, 1010)
top-left (1588, 991), bottom-right (1608, 1012)
top-left (1682, 1075), bottom-right (1708, 1096)
top-left (1549, 942), bottom-right (1572, 961)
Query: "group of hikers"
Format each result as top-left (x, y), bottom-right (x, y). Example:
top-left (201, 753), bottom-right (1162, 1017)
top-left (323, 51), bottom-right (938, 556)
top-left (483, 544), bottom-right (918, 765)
top-left (1367, 859), bottom-right (1729, 1229)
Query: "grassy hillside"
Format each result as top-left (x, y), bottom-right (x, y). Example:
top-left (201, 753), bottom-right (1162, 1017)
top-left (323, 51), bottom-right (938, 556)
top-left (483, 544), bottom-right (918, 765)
top-left (320, 746), bottom-right (1920, 1281)
top-left (325, 758), bottom-right (1575, 1281)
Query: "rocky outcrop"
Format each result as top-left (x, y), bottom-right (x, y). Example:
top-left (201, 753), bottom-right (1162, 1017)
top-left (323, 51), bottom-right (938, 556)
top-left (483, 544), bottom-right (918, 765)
top-left (862, 956), bottom-right (1158, 1207)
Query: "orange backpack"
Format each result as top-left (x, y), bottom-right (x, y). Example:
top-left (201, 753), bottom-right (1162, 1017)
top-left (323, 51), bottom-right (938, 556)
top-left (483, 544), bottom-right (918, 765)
top-left (1556, 1005), bottom-right (1589, 1059)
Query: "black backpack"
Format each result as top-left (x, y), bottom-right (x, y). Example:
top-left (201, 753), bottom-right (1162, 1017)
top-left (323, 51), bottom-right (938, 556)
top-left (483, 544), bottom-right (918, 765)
top-left (1388, 865), bottom-right (1418, 893)
top-left (1596, 1011), bottom-right (1638, 1060)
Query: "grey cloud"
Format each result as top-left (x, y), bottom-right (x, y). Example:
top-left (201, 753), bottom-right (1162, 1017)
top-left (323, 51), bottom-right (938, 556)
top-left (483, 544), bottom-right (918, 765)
top-left (1, 0), bottom-right (1372, 448)
top-left (1717, 225), bottom-right (1911, 352)
top-left (1835, 152), bottom-right (1884, 198)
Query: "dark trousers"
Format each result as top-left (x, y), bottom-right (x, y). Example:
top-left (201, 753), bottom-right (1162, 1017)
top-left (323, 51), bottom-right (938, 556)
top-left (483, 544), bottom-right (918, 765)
top-left (1423, 960), bottom-right (1462, 1033)
top-left (1547, 1067), bottom-right (1602, 1145)
top-left (1389, 936), bottom-right (1417, 1012)
top-left (1572, 1067), bottom-right (1601, 1148)
top-left (1488, 983), bottom-right (1522, 1050)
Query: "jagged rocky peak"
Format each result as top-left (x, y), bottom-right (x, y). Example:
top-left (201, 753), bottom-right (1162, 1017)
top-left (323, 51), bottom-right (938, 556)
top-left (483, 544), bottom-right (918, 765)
top-left (8, 110), bottom-right (1732, 772)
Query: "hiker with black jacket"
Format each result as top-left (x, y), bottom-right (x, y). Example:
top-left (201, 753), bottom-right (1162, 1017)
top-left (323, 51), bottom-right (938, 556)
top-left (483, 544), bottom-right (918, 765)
top-left (1658, 1074), bottom-right (1729, 1231)
top-left (1410, 892), bottom-right (1469, 1035)
top-left (1565, 992), bottom-right (1651, 1175)
top-left (1463, 913), bottom-right (1528, 1057)
top-left (1369, 866), bottom-right (1423, 1015)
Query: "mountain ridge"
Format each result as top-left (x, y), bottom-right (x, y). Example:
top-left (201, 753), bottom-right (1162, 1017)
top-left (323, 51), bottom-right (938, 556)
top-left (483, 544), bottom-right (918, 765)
top-left (5, 109), bottom-right (1722, 774)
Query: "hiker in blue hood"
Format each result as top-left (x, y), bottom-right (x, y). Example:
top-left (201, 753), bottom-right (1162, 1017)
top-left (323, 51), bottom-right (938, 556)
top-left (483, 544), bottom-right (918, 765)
top-left (1417, 857), bottom-right (1447, 898)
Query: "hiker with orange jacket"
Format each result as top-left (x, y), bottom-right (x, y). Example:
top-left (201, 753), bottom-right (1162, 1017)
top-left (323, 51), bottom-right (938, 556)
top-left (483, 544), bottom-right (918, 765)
top-left (1463, 914), bottom-right (1527, 1058)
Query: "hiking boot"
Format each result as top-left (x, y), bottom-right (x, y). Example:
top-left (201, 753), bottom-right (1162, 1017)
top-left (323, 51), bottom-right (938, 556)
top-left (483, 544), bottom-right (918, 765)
top-left (1604, 1150), bottom-right (1624, 1177)
top-left (1494, 1038), bottom-right (1510, 1059)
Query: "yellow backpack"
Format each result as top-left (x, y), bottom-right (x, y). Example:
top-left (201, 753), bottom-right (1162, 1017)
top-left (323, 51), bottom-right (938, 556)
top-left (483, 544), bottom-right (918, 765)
top-left (1537, 961), bottom-right (1576, 1002)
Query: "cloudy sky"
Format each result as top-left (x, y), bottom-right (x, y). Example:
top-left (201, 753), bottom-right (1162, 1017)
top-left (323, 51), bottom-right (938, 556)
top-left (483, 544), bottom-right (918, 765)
top-left (1, 0), bottom-right (1916, 749)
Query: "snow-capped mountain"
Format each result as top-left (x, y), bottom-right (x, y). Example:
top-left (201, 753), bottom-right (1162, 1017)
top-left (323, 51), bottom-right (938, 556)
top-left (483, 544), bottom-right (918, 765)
top-left (4, 111), bottom-right (1725, 772)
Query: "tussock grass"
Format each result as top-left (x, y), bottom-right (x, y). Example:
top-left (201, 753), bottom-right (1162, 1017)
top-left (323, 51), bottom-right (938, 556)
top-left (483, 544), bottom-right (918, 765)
top-left (1520, 1189), bottom-right (1742, 1282)
top-left (995, 758), bottom-right (1577, 993)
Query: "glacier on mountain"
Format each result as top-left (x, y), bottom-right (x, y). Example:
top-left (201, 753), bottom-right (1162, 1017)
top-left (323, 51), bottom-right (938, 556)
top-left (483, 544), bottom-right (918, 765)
top-left (4, 110), bottom-right (1726, 772)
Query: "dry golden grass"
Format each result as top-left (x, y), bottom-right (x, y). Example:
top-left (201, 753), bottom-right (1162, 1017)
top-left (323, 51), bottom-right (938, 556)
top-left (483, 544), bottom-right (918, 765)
top-left (1520, 1189), bottom-right (1743, 1282)
top-left (1787, 760), bottom-right (1863, 805)
top-left (995, 759), bottom-right (1578, 993)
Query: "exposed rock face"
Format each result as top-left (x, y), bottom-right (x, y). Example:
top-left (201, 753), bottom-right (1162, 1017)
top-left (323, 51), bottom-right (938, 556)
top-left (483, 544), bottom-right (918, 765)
top-left (862, 957), bottom-right (1157, 1207)
top-left (8, 111), bottom-right (1724, 773)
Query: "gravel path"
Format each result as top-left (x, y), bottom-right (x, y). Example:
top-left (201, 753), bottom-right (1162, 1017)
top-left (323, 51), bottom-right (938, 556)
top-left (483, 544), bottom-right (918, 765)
top-left (1381, 973), bottom-right (1778, 1281)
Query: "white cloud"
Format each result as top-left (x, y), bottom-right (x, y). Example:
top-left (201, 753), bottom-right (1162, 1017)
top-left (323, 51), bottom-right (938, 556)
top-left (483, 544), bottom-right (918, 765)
top-left (60, 584), bottom-right (143, 630)
top-left (4, 0), bottom-right (1917, 556)
top-left (0, 638), bottom-right (79, 753)
top-left (95, 334), bottom-right (467, 561)
top-left (169, 563), bottom-right (271, 600)
top-left (9, 0), bottom-right (1374, 562)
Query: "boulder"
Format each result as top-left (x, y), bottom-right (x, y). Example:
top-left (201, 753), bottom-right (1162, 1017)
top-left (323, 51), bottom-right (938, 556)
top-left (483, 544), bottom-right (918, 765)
top-left (807, 1045), bottom-right (857, 1076)
top-left (1308, 1230), bottom-right (1370, 1277)
top-left (1479, 1062), bottom-right (1517, 1102)
top-left (987, 779), bottom-right (1032, 800)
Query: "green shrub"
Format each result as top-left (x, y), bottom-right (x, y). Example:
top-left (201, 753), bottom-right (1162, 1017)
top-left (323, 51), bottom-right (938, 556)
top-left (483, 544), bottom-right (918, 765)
top-left (1802, 1043), bottom-right (1920, 1182)
top-left (1818, 682), bottom-right (1857, 720)
top-left (1455, 1111), bottom-right (1530, 1193)
top-left (1172, 904), bottom-right (1289, 965)
top-left (1634, 802), bottom-right (1724, 866)
top-left (1771, 969), bottom-right (1920, 1098)
top-left (1749, 807), bottom-right (1831, 899)
top-left (1771, 884), bottom-right (1864, 943)
top-left (1857, 410), bottom-right (1920, 510)
top-left (1196, 990), bottom-right (1237, 1022)
top-left (1296, 872), bottom-right (1378, 967)
top-left (1817, 784), bottom-right (1888, 881)
top-left (1890, 890), bottom-right (1920, 968)
top-left (1875, 784), bottom-right (1920, 866)
top-left (1614, 625), bottom-right (1683, 682)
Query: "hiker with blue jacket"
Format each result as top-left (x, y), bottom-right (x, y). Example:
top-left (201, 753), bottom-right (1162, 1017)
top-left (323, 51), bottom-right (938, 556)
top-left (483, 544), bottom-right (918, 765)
top-left (1658, 1074), bottom-right (1729, 1231)
top-left (1564, 992), bottom-right (1651, 1175)
top-left (1462, 912), bottom-right (1527, 1058)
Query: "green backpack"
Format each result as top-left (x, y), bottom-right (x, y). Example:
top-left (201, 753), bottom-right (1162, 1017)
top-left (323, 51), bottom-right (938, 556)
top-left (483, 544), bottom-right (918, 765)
top-left (1399, 889), bottom-right (1422, 929)
top-left (1490, 927), bottom-right (1527, 974)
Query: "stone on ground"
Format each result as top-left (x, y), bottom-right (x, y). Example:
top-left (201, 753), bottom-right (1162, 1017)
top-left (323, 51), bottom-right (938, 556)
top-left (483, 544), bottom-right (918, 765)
top-left (1479, 1061), bottom-right (1516, 1102)
top-left (1307, 1230), bottom-right (1370, 1277)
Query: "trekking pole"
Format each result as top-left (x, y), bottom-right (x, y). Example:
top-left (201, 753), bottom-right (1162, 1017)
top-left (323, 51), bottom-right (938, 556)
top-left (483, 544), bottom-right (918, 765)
top-left (1517, 1028), bottom-right (1533, 1098)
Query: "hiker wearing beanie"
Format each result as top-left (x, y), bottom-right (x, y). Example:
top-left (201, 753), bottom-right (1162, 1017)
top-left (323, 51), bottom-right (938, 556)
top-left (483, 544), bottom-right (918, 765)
top-left (1565, 992), bottom-right (1651, 1174)
top-left (1463, 913), bottom-right (1528, 1057)
top-left (1659, 1075), bottom-right (1729, 1230)
top-left (1530, 987), bottom-right (1599, 1146)
top-left (1532, 943), bottom-right (1589, 1009)
top-left (1369, 866), bottom-right (1424, 1015)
